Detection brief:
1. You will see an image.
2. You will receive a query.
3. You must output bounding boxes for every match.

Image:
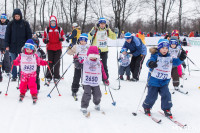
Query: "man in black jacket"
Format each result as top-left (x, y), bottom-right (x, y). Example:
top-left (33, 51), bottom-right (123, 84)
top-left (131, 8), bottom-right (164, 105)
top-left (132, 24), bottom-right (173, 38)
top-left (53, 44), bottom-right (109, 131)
top-left (5, 9), bottom-right (32, 81)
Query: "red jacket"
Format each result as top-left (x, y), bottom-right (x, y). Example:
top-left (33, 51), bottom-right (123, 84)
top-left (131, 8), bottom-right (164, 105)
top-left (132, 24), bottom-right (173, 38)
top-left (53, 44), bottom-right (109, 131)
top-left (43, 15), bottom-right (65, 51)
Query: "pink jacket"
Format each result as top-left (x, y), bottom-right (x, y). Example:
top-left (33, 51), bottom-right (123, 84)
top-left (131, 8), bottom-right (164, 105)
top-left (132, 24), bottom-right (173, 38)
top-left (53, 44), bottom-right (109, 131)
top-left (13, 53), bottom-right (47, 66)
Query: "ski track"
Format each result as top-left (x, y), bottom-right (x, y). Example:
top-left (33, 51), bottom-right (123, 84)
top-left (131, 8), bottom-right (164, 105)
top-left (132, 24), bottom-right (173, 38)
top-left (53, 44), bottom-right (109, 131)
top-left (0, 45), bottom-right (200, 133)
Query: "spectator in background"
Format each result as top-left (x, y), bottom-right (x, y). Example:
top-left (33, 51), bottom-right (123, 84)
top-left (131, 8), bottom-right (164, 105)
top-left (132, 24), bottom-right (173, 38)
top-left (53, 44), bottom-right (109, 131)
top-left (120, 31), bottom-right (125, 39)
top-left (195, 31), bottom-right (199, 37)
top-left (136, 29), bottom-right (146, 45)
top-left (66, 23), bottom-right (81, 45)
top-left (150, 32), bottom-right (154, 37)
top-left (164, 32), bottom-right (171, 40)
top-left (189, 30), bottom-right (195, 37)
top-left (5, 9), bottom-right (32, 81)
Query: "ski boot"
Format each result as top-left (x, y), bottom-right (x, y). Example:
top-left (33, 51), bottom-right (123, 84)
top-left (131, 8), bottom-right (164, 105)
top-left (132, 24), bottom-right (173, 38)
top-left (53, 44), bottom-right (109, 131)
top-left (32, 94), bottom-right (38, 104)
top-left (94, 104), bottom-right (100, 111)
top-left (19, 93), bottom-right (25, 102)
top-left (127, 76), bottom-right (130, 81)
top-left (119, 75), bottom-right (124, 80)
top-left (164, 110), bottom-right (173, 119)
top-left (144, 108), bottom-right (151, 116)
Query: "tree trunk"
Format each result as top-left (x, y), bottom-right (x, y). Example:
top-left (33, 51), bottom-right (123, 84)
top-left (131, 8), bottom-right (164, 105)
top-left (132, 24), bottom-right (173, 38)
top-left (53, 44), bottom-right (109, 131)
top-left (161, 0), bottom-right (166, 33)
top-left (179, 0), bottom-right (182, 35)
top-left (154, 0), bottom-right (158, 32)
top-left (82, 0), bottom-right (88, 33)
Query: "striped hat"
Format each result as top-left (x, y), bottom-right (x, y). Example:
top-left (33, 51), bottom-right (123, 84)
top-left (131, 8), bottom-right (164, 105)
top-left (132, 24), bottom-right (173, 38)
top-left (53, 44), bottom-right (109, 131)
top-left (79, 33), bottom-right (88, 42)
top-left (24, 39), bottom-right (35, 50)
top-left (1, 13), bottom-right (7, 20)
top-left (98, 17), bottom-right (106, 24)
top-left (124, 32), bottom-right (132, 40)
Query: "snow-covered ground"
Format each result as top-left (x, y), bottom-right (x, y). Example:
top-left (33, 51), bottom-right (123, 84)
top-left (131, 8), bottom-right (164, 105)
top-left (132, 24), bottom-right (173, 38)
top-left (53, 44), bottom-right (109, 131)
top-left (0, 44), bottom-right (200, 133)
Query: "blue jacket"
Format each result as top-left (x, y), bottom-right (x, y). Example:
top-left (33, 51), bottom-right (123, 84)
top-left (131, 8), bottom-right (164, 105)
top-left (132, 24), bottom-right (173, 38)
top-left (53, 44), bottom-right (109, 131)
top-left (147, 50), bottom-right (182, 87)
top-left (5, 9), bottom-right (32, 54)
top-left (122, 36), bottom-right (147, 56)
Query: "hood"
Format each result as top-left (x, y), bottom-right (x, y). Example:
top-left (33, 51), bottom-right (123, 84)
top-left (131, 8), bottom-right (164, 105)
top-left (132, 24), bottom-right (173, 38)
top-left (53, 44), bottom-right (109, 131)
top-left (87, 46), bottom-right (100, 59)
top-left (12, 9), bottom-right (22, 20)
top-left (21, 46), bottom-right (36, 55)
top-left (49, 15), bottom-right (58, 28)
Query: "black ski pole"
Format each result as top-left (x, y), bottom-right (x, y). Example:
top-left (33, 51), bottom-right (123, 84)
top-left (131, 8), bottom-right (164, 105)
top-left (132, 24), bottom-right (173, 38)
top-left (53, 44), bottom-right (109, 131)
top-left (187, 56), bottom-right (200, 70)
top-left (5, 64), bottom-right (13, 96)
top-left (47, 62), bottom-right (73, 98)
top-left (107, 85), bottom-right (116, 106)
top-left (132, 70), bottom-right (154, 116)
top-left (47, 64), bottom-right (61, 96)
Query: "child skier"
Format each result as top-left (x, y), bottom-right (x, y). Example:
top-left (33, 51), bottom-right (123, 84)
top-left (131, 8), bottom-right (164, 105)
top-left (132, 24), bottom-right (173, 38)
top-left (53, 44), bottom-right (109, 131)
top-left (32, 36), bottom-right (46, 93)
top-left (118, 48), bottom-right (131, 80)
top-left (169, 36), bottom-right (182, 91)
top-left (142, 39), bottom-right (186, 118)
top-left (81, 46), bottom-right (109, 115)
top-left (13, 39), bottom-right (48, 103)
top-left (67, 33), bottom-right (89, 99)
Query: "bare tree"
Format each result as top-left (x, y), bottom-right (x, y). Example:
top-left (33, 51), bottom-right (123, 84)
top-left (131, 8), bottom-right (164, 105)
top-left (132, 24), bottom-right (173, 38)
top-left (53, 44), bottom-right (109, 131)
top-left (33, 0), bottom-right (38, 32)
top-left (179, 0), bottom-right (182, 34)
top-left (18, 0), bottom-right (31, 20)
top-left (5, 0), bottom-right (7, 14)
top-left (82, 0), bottom-right (88, 32)
top-left (69, 0), bottom-right (82, 24)
top-left (51, 0), bottom-right (56, 15)
top-left (164, 0), bottom-right (175, 32)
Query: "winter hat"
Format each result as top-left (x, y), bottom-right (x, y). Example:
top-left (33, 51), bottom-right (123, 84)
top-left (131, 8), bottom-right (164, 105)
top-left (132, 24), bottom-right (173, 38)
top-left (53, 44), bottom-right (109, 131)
top-left (121, 48), bottom-right (127, 53)
top-left (24, 39), bottom-right (35, 50)
top-left (169, 36), bottom-right (178, 46)
top-left (98, 17), bottom-right (106, 24)
top-left (79, 33), bottom-right (88, 42)
top-left (0, 13), bottom-right (7, 19)
top-left (87, 46), bottom-right (100, 59)
top-left (157, 39), bottom-right (169, 50)
top-left (50, 16), bottom-right (56, 28)
top-left (72, 22), bottom-right (78, 27)
top-left (124, 32), bottom-right (132, 40)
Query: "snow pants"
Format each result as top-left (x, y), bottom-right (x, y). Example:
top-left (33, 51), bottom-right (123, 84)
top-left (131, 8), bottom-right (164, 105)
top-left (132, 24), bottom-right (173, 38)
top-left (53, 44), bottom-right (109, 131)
top-left (19, 72), bottom-right (37, 95)
top-left (100, 52), bottom-right (109, 78)
top-left (71, 68), bottom-right (82, 93)
top-left (46, 49), bottom-right (62, 79)
top-left (130, 55), bottom-right (145, 80)
top-left (81, 85), bottom-right (102, 108)
top-left (142, 84), bottom-right (172, 111)
top-left (36, 66), bottom-right (40, 90)
top-left (171, 67), bottom-right (180, 87)
top-left (119, 65), bottom-right (131, 76)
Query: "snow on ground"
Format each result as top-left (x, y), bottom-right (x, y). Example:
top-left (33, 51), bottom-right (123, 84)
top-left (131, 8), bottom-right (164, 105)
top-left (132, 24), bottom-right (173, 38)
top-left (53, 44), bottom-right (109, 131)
top-left (0, 44), bottom-right (200, 133)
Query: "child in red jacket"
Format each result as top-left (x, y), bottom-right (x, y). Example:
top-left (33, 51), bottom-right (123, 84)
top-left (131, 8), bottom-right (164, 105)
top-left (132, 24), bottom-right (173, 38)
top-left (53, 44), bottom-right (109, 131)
top-left (13, 39), bottom-right (48, 103)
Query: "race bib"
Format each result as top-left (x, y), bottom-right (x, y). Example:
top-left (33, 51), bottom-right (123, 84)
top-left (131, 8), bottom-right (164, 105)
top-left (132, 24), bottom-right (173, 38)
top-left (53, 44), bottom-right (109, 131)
top-left (82, 59), bottom-right (102, 86)
top-left (169, 47), bottom-right (180, 58)
top-left (76, 45), bottom-right (88, 62)
top-left (151, 56), bottom-right (172, 80)
top-left (120, 54), bottom-right (130, 67)
top-left (21, 53), bottom-right (37, 73)
top-left (96, 30), bottom-right (108, 48)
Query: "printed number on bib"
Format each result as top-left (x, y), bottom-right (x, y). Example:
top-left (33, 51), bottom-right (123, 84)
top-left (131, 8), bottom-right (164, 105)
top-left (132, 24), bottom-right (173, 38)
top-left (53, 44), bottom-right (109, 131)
top-left (23, 65), bottom-right (35, 71)
top-left (85, 76), bottom-right (98, 82)
top-left (156, 72), bottom-right (168, 80)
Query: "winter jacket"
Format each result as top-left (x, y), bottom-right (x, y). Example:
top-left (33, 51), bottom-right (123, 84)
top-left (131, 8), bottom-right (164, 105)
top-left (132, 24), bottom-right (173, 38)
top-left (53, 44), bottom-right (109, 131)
top-left (67, 28), bottom-right (81, 45)
top-left (88, 25), bottom-right (116, 52)
top-left (136, 31), bottom-right (146, 45)
top-left (0, 19), bottom-right (9, 39)
top-left (43, 15), bottom-right (65, 51)
top-left (4, 9), bottom-right (32, 54)
top-left (147, 47), bottom-right (182, 87)
top-left (122, 36), bottom-right (147, 56)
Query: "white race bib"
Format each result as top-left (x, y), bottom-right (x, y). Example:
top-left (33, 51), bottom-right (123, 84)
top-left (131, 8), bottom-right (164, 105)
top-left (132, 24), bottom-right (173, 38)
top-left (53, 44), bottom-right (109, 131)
top-left (169, 47), bottom-right (180, 59)
top-left (76, 45), bottom-right (88, 62)
top-left (82, 59), bottom-right (102, 86)
top-left (151, 56), bottom-right (172, 80)
top-left (119, 54), bottom-right (130, 67)
top-left (96, 30), bottom-right (108, 48)
top-left (21, 53), bottom-right (37, 73)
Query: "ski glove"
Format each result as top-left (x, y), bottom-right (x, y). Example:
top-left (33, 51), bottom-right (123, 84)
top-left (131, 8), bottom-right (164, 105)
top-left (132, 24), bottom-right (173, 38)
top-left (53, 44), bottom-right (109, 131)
top-left (104, 80), bottom-right (110, 86)
top-left (66, 38), bottom-right (70, 43)
top-left (179, 50), bottom-right (187, 61)
top-left (90, 29), bottom-right (96, 36)
top-left (114, 28), bottom-right (119, 34)
top-left (68, 43), bottom-right (74, 49)
top-left (44, 39), bottom-right (49, 44)
top-left (74, 58), bottom-right (83, 69)
top-left (59, 38), bottom-right (64, 42)
top-left (148, 61), bottom-right (158, 69)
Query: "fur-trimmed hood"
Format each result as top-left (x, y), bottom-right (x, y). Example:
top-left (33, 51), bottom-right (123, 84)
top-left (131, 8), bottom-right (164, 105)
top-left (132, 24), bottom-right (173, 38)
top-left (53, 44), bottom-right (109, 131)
top-left (149, 47), bottom-right (158, 54)
top-left (21, 46), bottom-right (36, 54)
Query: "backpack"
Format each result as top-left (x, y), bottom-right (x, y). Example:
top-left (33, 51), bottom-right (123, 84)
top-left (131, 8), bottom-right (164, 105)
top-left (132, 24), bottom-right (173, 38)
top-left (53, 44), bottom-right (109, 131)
top-left (47, 26), bottom-right (61, 38)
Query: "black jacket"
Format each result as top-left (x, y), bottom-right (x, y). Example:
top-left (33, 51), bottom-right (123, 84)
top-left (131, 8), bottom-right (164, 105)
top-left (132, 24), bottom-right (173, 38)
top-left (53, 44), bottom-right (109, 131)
top-left (67, 29), bottom-right (77, 45)
top-left (5, 9), bottom-right (32, 54)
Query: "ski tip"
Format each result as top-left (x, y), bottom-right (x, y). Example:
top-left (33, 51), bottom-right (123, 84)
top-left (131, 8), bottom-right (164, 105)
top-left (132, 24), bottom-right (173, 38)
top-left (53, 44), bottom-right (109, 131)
top-left (186, 92), bottom-right (188, 94)
top-left (5, 94), bottom-right (8, 96)
top-left (59, 94), bottom-right (61, 96)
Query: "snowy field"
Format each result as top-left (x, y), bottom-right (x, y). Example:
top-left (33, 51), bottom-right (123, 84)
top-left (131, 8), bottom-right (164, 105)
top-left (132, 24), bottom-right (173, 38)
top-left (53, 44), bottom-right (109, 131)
top-left (0, 43), bottom-right (200, 133)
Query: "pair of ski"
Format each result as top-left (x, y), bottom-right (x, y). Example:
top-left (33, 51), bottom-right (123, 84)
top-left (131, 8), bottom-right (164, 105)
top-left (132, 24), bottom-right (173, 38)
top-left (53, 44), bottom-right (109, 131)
top-left (138, 110), bottom-right (187, 128)
top-left (83, 110), bottom-right (106, 118)
top-left (19, 97), bottom-right (37, 104)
